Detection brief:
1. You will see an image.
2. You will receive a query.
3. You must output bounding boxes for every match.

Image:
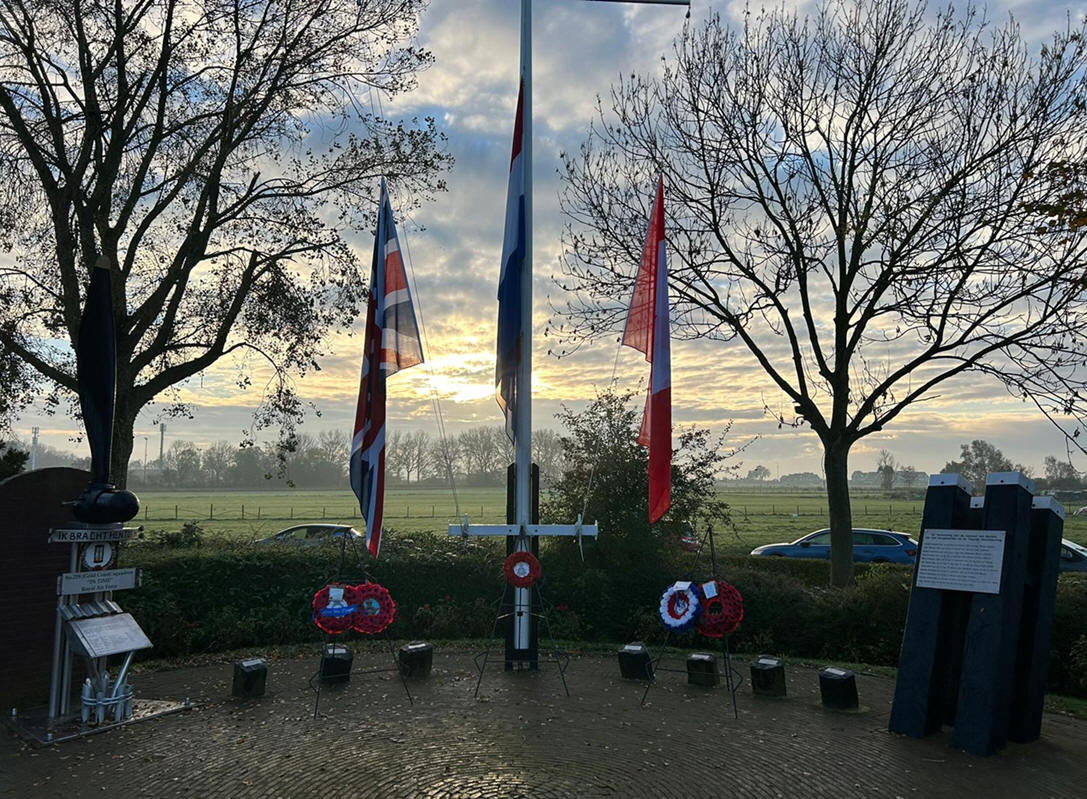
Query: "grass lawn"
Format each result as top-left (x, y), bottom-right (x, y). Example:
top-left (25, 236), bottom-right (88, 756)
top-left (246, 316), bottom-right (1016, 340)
top-left (131, 485), bottom-right (1087, 555)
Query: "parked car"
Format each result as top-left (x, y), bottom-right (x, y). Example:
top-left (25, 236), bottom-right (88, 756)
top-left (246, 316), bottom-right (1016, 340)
top-left (750, 528), bottom-right (918, 564)
top-left (1060, 539), bottom-right (1087, 572)
top-left (656, 520), bottom-right (702, 552)
top-left (254, 524), bottom-right (363, 547)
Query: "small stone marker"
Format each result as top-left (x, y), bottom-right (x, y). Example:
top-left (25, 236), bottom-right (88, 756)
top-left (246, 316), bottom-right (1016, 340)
top-left (398, 641), bottom-right (433, 679)
top-left (750, 655), bottom-right (786, 697)
top-left (617, 642), bottom-right (653, 680)
top-left (232, 658), bottom-right (267, 698)
top-left (319, 645), bottom-right (353, 682)
top-left (819, 666), bottom-right (858, 710)
top-left (686, 652), bottom-right (719, 687)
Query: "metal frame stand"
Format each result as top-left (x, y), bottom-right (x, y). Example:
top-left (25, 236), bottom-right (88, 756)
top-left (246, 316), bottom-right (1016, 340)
top-left (473, 579), bottom-right (570, 699)
top-left (639, 524), bottom-right (743, 717)
top-left (309, 533), bottom-right (412, 718)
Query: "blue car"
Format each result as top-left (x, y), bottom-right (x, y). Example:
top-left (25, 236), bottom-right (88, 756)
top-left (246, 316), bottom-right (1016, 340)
top-left (750, 528), bottom-right (918, 564)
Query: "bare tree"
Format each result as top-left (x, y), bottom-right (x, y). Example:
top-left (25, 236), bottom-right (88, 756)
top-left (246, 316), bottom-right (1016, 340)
top-left (532, 428), bottom-right (564, 486)
top-left (556, 0), bottom-right (1087, 585)
top-left (0, 0), bottom-right (450, 485)
top-left (876, 450), bottom-right (897, 492)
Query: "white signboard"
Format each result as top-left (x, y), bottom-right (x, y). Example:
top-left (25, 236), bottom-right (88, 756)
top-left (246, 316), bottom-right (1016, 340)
top-left (916, 529), bottom-right (1006, 594)
top-left (49, 527), bottom-right (139, 543)
top-left (58, 568), bottom-right (141, 596)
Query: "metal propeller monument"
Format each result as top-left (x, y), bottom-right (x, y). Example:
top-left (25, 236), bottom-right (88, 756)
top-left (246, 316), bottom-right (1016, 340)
top-left (448, 0), bottom-right (690, 670)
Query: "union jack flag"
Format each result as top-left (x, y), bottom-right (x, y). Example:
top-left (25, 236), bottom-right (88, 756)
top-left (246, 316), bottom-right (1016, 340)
top-left (350, 179), bottom-right (423, 558)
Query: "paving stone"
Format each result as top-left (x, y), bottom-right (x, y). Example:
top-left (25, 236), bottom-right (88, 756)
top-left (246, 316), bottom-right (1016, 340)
top-left (1, 652), bottom-right (1086, 798)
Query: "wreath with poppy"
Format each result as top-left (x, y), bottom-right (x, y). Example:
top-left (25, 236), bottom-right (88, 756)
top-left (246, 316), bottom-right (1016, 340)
top-left (659, 582), bottom-right (701, 632)
top-left (695, 580), bottom-right (744, 638)
top-left (503, 551), bottom-right (542, 588)
top-left (312, 583), bottom-right (362, 635)
top-left (352, 581), bottom-right (397, 635)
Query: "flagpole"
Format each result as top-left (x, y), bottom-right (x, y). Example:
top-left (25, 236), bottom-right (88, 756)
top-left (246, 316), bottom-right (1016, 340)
top-left (513, 0), bottom-right (534, 652)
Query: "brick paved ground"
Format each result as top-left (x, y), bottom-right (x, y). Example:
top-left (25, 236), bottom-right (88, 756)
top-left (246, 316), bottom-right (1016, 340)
top-left (2, 650), bottom-right (1086, 798)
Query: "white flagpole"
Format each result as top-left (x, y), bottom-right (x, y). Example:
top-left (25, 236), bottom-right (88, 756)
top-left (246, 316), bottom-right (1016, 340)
top-left (514, 0), bottom-right (534, 652)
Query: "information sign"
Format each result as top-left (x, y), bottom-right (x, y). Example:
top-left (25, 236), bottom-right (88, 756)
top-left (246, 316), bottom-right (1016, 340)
top-left (58, 567), bottom-right (141, 596)
top-left (915, 529), bottom-right (1006, 594)
top-left (65, 614), bottom-right (152, 658)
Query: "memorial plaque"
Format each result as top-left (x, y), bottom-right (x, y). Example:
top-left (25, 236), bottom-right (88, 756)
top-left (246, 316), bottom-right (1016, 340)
top-left (915, 529), bottom-right (1006, 594)
top-left (65, 613), bottom-right (152, 658)
top-left (58, 567), bottom-right (141, 596)
top-left (49, 526), bottom-right (139, 543)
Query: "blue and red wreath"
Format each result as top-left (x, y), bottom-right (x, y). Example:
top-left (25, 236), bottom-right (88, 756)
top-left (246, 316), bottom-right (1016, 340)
top-left (352, 581), bottom-right (396, 635)
top-left (504, 551), bottom-right (542, 588)
top-left (659, 581), bottom-right (701, 633)
top-left (695, 580), bottom-right (743, 638)
top-left (312, 583), bottom-right (362, 635)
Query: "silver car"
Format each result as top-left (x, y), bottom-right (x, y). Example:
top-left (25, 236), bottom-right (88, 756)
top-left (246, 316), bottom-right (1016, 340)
top-left (254, 524), bottom-right (363, 546)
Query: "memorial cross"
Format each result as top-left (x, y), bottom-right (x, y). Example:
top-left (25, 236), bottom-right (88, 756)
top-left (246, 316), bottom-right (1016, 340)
top-left (448, 0), bottom-right (690, 667)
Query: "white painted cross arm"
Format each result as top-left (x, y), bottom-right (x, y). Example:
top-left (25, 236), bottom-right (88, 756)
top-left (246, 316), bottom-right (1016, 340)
top-left (448, 514), bottom-right (598, 538)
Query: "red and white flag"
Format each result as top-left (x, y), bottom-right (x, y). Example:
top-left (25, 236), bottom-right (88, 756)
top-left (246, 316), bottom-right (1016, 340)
top-left (350, 179), bottom-right (423, 558)
top-left (622, 177), bottom-right (671, 523)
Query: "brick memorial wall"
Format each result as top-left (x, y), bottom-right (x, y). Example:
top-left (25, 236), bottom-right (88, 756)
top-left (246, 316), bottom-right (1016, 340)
top-left (0, 468), bottom-right (90, 704)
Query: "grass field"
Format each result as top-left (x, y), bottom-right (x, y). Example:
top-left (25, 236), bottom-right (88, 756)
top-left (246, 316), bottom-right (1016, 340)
top-left (131, 485), bottom-right (1087, 556)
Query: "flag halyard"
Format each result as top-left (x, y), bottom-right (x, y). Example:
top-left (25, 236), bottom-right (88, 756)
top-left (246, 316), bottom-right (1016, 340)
top-left (623, 177), bottom-right (672, 523)
top-left (350, 180), bottom-right (424, 558)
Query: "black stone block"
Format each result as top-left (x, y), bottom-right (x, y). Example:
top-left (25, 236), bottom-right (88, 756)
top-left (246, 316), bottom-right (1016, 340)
top-left (820, 666), bottom-right (858, 710)
top-left (398, 641), bottom-right (434, 679)
top-left (232, 658), bottom-right (267, 698)
top-left (617, 642), bottom-right (653, 680)
top-left (750, 655), bottom-right (786, 697)
top-left (687, 652), bottom-right (719, 687)
top-left (320, 644), bottom-right (353, 682)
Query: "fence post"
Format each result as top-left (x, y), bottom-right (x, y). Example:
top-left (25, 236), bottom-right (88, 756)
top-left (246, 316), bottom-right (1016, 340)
top-left (242, 505), bottom-right (245, 519)
top-left (290, 507), bottom-right (293, 520)
top-left (257, 507), bottom-right (261, 520)
top-left (322, 507), bottom-right (325, 519)
top-left (175, 504), bottom-right (178, 520)
top-left (432, 505), bottom-right (435, 517)
top-left (210, 503), bottom-right (214, 520)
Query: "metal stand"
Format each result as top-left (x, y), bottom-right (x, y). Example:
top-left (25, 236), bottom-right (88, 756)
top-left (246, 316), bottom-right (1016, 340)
top-left (309, 533), bottom-right (412, 718)
top-left (473, 578), bottom-right (570, 699)
top-left (639, 524), bottom-right (743, 716)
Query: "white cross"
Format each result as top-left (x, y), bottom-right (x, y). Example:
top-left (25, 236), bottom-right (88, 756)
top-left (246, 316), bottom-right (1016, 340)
top-left (449, 0), bottom-right (688, 660)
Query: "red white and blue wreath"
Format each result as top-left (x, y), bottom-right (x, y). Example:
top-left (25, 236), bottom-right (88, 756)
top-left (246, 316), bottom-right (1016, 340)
top-left (312, 583), bottom-right (362, 635)
top-left (695, 579), bottom-right (744, 638)
top-left (504, 550), bottom-right (542, 588)
top-left (659, 581), bottom-right (702, 633)
top-left (352, 582), bottom-right (396, 635)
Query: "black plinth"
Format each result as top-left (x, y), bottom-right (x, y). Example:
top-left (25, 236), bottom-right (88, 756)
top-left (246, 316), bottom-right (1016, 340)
top-left (232, 658), bottom-right (267, 698)
top-left (617, 642), bottom-right (653, 680)
top-left (687, 653), bottom-right (719, 687)
top-left (819, 666), bottom-right (858, 710)
top-left (750, 655), bottom-right (786, 697)
top-left (320, 644), bottom-right (353, 682)
top-left (398, 641), bottom-right (434, 679)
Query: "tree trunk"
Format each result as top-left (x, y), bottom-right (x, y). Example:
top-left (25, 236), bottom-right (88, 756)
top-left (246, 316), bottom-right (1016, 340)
top-left (111, 398), bottom-right (135, 489)
top-left (824, 439), bottom-right (855, 587)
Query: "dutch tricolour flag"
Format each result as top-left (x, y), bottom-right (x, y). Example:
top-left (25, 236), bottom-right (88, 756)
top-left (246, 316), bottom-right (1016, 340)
top-left (496, 81), bottom-right (526, 443)
top-left (350, 179), bottom-right (424, 558)
top-left (622, 177), bottom-right (672, 524)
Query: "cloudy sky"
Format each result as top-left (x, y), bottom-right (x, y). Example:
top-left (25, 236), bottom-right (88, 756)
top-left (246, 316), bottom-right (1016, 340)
top-left (13, 0), bottom-right (1087, 478)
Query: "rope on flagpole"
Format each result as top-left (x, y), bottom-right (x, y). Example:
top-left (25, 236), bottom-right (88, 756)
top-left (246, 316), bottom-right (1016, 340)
top-left (365, 81), bottom-right (463, 525)
top-left (386, 190), bottom-right (463, 525)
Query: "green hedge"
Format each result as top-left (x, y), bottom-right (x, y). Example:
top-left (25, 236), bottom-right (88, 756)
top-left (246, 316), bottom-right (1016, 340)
top-left (122, 538), bottom-right (1087, 697)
